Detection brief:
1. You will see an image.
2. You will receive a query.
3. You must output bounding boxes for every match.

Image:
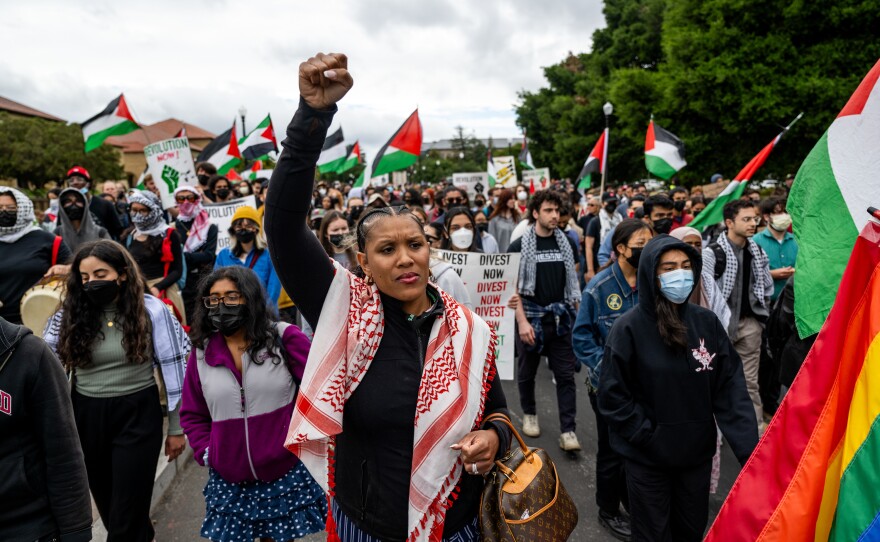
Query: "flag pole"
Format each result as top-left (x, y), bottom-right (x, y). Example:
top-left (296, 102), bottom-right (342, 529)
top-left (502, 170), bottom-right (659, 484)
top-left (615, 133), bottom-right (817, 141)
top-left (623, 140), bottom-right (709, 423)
top-left (600, 101), bottom-right (613, 194)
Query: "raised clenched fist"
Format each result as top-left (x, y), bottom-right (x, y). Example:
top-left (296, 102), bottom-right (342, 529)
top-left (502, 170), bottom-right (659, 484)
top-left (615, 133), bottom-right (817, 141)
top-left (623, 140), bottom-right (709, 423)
top-left (299, 52), bottom-right (353, 110)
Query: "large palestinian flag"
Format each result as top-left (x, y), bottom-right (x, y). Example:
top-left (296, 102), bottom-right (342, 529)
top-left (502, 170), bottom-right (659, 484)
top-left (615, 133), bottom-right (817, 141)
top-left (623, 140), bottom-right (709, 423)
top-left (372, 110), bottom-right (422, 178)
top-left (789, 59), bottom-right (880, 338)
top-left (197, 123), bottom-right (241, 175)
top-left (317, 127), bottom-right (346, 173)
top-left (576, 130), bottom-right (607, 192)
top-left (689, 113), bottom-right (802, 232)
top-left (337, 141), bottom-right (361, 174)
top-left (81, 94), bottom-right (139, 152)
top-left (644, 120), bottom-right (686, 180)
top-left (238, 115), bottom-right (277, 160)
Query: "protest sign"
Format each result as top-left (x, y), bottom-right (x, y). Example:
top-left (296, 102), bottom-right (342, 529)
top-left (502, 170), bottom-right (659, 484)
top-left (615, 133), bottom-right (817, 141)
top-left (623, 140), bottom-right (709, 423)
top-left (452, 172), bottom-right (490, 201)
top-left (143, 137), bottom-right (198, 209)
top-left (493, 156), bottom-right (517, 187)
top-left (522, 167), bottom-right (551, 191)
top-left (432, 250), bottom-right (521, 380)
top-left (204, 195), bottom-right (257, 254)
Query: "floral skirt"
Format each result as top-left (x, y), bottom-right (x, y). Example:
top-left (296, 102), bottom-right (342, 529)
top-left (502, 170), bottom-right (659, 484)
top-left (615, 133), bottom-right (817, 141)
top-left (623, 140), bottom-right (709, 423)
top-left (201, 462), bottom-right (326, 542)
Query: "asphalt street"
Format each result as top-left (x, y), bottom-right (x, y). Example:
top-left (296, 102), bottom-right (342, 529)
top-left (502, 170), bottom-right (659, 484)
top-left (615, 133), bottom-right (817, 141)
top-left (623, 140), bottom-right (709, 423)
top-left (154, 361), bottom-right (742, 541)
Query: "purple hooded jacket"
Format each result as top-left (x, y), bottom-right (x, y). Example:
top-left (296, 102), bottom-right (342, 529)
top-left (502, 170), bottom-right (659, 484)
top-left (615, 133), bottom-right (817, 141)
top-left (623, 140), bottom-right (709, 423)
top-left (180, 322), bottom-right (309, 483)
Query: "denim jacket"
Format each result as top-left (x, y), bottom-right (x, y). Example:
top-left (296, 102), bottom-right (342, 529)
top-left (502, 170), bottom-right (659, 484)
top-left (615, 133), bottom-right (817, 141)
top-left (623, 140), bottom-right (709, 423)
top-left (572, 262), bottom-right (638, 390)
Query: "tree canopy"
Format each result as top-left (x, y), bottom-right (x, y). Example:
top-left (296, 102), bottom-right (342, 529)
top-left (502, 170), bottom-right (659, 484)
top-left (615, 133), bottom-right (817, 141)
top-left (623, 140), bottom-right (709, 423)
top-left (516, 0), bottom-right (880, 186)
top-left (0, 112), bottom-right (124, 188)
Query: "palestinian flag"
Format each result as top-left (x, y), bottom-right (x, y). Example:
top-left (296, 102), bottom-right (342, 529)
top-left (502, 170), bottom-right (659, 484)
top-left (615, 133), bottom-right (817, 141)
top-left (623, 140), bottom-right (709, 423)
top-left (689, 113), bottom-right (803, 232)
top-left (336, 140), bottom-right (361, 174)
top-left (175, 125), bottom-right (187, 139)
top-left (518, 131), bottom-right (535, 170)
top-left (226, 169), bottom-right (242, 182)
top-left (197, 123), bottom-right (241, 175)
top-left (247, 160), bottom-right (262, 180)
top-left (644, 120), bottom-right (686, 180)
top-left (238, 115), bottom-right (277, 160)
top-left (81, 94), bottom-right (139, 152)
top-left (487, 146), bottom-right (497, 188)
top-left (317, 127), bottom-right (346, 174)
top-left (372, 110), bottom-right (422, 178)
top-left (704, 219), bottom-right (880, 542)
top-left (789, 59), bottom-right (880, 337)
top-left (576, 130), bottom-right (607, 192)
top-left (352, 168), bottom-right (366, 189)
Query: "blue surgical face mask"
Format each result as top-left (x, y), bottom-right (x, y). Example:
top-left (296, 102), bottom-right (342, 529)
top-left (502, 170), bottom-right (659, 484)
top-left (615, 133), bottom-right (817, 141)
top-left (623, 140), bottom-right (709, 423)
top-left (79, 187), bottom-right (90, 196)
top-left (658, 269), bottom-right (694, 304)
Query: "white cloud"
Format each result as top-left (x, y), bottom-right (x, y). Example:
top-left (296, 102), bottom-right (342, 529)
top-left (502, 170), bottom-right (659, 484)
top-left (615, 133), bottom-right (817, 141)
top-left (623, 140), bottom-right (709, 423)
top-left (0, 0), bottom-right (604, 161)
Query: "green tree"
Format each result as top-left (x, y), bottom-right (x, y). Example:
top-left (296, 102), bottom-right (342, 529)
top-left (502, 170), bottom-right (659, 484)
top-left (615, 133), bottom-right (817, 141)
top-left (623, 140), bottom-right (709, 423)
top-left (0, 113), bottom-right (124, 188)
top-left (516, 0), bottom-right (880, 186)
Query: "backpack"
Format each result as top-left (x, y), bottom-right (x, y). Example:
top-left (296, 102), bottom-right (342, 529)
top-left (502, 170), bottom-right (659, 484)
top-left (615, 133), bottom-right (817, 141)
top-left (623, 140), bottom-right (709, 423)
top-left (126, 228), bottom-right (187, 291)
top-left (707, 242), bottom-right (726, 281)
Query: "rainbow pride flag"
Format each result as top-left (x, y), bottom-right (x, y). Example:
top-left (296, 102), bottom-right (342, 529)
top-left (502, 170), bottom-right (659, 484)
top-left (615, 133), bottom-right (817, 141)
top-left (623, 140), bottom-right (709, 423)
top-left (705, 220), bottom-right (880, 541)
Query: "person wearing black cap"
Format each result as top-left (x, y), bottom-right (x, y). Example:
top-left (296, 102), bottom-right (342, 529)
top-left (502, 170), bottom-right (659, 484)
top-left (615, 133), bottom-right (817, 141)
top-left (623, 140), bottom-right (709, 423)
top-left (598, 234), bottom-right (758, 541)
top-left (65, 166), bottom-right (124, 240)
top-left (584, 191), bottom-right (622, 282)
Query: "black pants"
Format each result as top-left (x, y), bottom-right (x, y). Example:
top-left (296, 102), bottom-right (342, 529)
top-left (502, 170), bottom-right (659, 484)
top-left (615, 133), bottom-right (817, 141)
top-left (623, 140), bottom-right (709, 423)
top-left (625, 459), bottom-right (712, 542)
top-left (589, 391), bottom-right (628, 515)
top-left (72, 386), bottom-right (164, 542)
top-left (516, 321), bottom-right (577, 433)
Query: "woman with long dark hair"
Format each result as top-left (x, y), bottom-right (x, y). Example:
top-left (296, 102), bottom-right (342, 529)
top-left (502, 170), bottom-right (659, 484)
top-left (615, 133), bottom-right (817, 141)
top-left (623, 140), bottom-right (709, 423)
top-left (598, 235), bottom-right (757, 541)
top-left (440, 206), bottom-right (482, 253)
top-left (317, 209), bottom-right (357, 270)
top-left (181, 266), bottom-right (325, 542)
top-left (488, 187), bottom-right (520, 252)
top-left (264, 52), bottom-right (512, 541)
top-left (572, 218), bottom-right (653, 540)
top-left (43, 239), bottom-right (190, 542)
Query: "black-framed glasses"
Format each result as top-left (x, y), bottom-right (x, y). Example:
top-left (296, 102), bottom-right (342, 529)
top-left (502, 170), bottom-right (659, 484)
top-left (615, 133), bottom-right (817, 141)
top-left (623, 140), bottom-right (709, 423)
top-left (203, 293), bottom-right (243, 308)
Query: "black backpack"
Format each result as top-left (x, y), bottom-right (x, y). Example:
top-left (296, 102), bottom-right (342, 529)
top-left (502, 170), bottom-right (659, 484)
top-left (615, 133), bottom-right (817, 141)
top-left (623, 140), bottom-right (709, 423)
top-left (707, 242), bottom-right (726, 281)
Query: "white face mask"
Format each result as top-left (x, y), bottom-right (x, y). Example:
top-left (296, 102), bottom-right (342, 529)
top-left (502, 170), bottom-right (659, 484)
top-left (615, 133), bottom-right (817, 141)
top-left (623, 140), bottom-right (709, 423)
top-left (450, 228), bottom-right (474, 249)
top-left (770, 212), bottom-right (792, 231)
top-left (517, 191), bottom-right (528, 202)
top-left (318, 188), bottom-right (327, 197)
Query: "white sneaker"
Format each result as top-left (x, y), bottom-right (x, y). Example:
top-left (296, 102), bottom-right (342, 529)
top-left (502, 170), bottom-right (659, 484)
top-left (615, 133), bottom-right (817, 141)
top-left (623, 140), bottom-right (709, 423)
top-left (522, 415), bottom-right (541, 437)
top-left (559, 431), bottom-right (582, 452)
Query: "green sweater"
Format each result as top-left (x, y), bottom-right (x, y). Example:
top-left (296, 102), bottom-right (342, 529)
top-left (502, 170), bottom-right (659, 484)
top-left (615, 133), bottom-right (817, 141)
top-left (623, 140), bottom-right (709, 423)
top-left (74, 307), bottom-right (181, 434)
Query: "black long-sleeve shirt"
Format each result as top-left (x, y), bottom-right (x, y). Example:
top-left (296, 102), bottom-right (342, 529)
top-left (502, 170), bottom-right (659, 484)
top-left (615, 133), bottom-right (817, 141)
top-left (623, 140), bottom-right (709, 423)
top-left (124, 229), bottom-right (184, 292)
top-left (265, 98), bottom-right (511, 540)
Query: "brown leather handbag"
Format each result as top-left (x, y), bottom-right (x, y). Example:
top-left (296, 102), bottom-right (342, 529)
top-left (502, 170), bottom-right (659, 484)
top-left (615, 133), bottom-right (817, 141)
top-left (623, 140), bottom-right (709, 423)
top-left (479, 413), bottom-right (578, 541)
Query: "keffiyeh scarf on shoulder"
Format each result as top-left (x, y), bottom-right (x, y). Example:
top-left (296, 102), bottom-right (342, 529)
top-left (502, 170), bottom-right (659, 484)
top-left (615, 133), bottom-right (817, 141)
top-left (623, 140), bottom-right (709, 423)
top-left (517, 224), bottom-right (580, 305)
top-left (285, 261), bottom-right (497, 542)
top-left (713, 234), bottom-right (772, 309)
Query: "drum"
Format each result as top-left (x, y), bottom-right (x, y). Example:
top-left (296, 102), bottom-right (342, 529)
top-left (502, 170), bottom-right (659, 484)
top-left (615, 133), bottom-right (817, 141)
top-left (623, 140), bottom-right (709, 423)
top-left (20, 279), bottom-right (66, 337)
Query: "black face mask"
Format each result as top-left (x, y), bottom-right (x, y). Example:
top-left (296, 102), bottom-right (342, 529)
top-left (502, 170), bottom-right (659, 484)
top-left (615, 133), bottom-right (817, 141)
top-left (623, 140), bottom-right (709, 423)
top-left (604, 203), bottom-right (617, 214)
top-left (0, 210), bottom-right (16, 227)
top-left (115, 201), bottom-right (128, 214)
top-left (209, 304), bottom-right (245, 336)
top-left (235, 230), bottom-right (256, 244)
top-left (477, 223), bottom-right (489, 233)
top-left (216, 188), bottom-right (231, 199)
top-left (626, 247), bottom-right (643, 269)
top-left (329, 234), bottom-right (346, 247)
top-left (63, 204), bottom-right (84, 220)
top-left (198, 174), bottom-right (210, 186)
top-left (83, 280), bottom-right (120, 307)
top-left (348, 206), bottom-right (363, 221)
top-left (673, 200), bottom-right (686, 212)
top-left (653, 218), bottom-right (673, 235)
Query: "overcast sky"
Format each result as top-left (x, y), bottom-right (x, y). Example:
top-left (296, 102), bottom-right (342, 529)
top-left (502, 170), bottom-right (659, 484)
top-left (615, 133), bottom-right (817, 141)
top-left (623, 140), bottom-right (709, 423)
top-left (1, 0), bottom-right (605, 163)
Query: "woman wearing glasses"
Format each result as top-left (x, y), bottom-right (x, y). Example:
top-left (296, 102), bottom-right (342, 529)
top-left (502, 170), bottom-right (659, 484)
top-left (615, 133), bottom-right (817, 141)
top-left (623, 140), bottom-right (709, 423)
top-left (180, 266), bottom-right (325, 542)
top-left (122, 190), bottom-right (187, 324)
top-left (173, 187), bottom-right (219, 319)
top-left (214, 205), bottom-right (281, 311)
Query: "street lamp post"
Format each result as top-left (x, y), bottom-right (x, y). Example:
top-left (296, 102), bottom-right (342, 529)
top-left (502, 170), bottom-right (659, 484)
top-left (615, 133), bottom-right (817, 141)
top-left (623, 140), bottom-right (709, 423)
top-left (601, 101), bottom-right (613, 195)
top-left (238, 106), bottom-right (247, 137)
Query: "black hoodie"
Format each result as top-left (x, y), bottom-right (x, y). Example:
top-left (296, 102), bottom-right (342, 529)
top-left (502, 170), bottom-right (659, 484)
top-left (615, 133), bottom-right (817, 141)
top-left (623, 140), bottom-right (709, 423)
top-left (0, 318), bottom-right (92, 541)
top-left (597, 235), bottom-right (758, 469)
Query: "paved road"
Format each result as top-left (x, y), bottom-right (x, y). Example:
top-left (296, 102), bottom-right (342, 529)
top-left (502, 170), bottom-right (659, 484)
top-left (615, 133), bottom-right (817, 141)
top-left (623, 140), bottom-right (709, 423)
top-left (154, 362), bottom-right (741, 540)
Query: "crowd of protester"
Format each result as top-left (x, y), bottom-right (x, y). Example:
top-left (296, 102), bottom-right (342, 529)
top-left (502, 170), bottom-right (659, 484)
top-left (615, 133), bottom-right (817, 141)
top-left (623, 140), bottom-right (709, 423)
top-left (0, 51), bottom-right (812, 542)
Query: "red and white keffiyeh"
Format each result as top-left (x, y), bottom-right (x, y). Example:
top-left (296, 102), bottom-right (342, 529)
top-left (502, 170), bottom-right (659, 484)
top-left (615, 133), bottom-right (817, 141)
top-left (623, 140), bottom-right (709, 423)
top-left (285, 261), bottom-right (497, 542)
